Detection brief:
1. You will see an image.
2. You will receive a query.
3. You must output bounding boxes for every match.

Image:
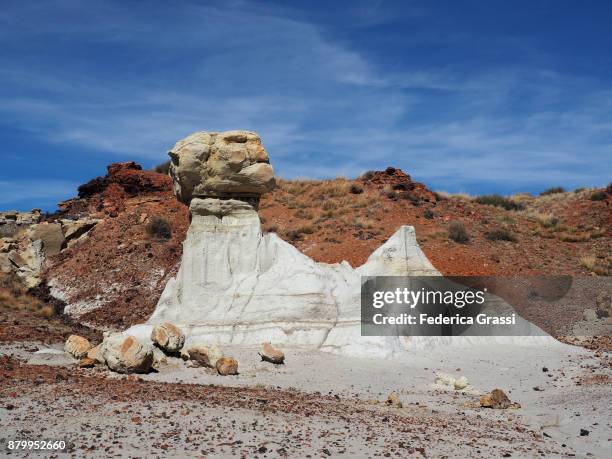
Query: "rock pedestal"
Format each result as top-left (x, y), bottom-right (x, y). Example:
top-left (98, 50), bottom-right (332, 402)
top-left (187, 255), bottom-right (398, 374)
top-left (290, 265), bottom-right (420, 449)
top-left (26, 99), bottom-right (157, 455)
top-left (126, 130), bottom-right (548, 358)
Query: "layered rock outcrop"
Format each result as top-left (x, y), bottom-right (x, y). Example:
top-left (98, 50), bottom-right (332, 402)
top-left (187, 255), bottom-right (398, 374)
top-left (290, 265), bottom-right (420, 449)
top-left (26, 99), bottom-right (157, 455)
top-left (1, 211), bottom-right (98, 287)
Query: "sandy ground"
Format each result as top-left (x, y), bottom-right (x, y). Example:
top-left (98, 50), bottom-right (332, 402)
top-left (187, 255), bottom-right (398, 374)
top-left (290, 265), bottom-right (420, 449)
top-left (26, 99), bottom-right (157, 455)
top-left (1, 340), bottom-right (610, 458)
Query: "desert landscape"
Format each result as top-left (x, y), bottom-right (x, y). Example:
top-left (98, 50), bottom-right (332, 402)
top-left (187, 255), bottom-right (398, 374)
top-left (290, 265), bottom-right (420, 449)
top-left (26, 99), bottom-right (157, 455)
top-left (1, 130), bottom-right (610, 458)
top-left (1, 1), bottom-right (611, 457)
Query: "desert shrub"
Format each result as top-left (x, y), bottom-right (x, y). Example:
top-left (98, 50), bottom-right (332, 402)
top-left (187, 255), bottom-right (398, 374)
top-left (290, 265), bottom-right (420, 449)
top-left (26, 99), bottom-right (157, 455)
top-left (398, 191), bottom-right (421, 205)
top-left (382, 186), bottom-right (397, 200)
top-left (474, 194), bottom-right (523, 210)
top-left (153, 160), bottom-right (171, 175)
top-left (286, 229), bottom-right (303, 241)
top-left (590, 190), bottom-right (607, 201)
top-left (350, 184), bottom-right (364, 194)
top-left (264, 223), bottom-right (279, 234)
top-left (322, 200), bottom-right (338, 211)
top-left (297, 224), bottom-right (315, 235)
top-left (423, 209), bottom-right (434, 219)
top-left (145, 217), bottom-right (172, 240)
top-left (486, 229), bottom-right (517, 242)
top-left (539, 187), bottom-right (565, 196)
top-left (360, 170), bottom-right (376, 181)
top-left (295, 209), bottom-right (314, 219)
top-left (448, 221), bottom-right (469, 243)
top-left (559, 232), bottom-right (591, 243)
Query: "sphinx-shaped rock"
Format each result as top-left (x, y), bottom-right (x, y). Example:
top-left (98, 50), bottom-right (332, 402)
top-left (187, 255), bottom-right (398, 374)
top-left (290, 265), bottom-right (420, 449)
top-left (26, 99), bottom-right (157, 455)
top-left (126, 130), bottom-right (549, 359)
top-left (168, 131), bottom-right (275, 205)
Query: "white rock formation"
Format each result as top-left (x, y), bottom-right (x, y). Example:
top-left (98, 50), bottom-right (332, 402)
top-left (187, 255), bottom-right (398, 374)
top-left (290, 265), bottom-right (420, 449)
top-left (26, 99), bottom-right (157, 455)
top-left (126, 130), bottom-right (549, 358)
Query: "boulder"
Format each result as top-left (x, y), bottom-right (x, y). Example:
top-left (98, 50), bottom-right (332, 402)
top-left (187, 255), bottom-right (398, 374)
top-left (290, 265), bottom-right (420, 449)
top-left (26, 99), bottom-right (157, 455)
top-left (168, 131), bottom-right (275, 204)
top-left (101, 334), bottom-right (154, 374)
top-left (62, 219), bottom-right (97, 241)
top-left (29, 223), bottom-right (65, 256)
top-left (0, 253), bottom-right (12, 273)
top-left (151, 322), bottom-right (185, 353)
top-left (87, 344), bottom-right (105, 364)
top-left (152, 346), bottom-right (168, 370)
top-left (64, 335), bottom-right (92, 359)
top-left (386, 392), bottom-right (403, 408)
top-left (259, 342), bottom-right (285, 364)
top-left (480, 389), bottom-right (515, 409)
top-left (216, 357), bottom-right (238, 376)
top-left (186, 343), bottom-right (222, 368)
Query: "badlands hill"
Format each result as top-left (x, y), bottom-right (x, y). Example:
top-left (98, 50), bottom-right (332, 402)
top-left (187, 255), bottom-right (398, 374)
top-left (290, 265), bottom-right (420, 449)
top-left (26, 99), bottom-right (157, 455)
top-left (1, 161), bottom-right (610, 339)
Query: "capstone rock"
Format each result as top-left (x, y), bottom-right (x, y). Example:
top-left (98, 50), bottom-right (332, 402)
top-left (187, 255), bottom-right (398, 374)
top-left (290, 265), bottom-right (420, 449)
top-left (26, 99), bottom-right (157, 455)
top-left (168, 131), bottom-right (275, 205)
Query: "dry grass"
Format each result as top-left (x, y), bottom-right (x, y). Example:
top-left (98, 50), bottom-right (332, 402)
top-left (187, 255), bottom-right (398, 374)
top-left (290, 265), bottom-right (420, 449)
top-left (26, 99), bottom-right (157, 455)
top-left (559, 232), bottom-right (591, 243)
top-left (435, 191), bottom-right (473, 201)
top-left (294, 208), bottom-right (314, 219)
top-left (525, 211), bottom-right (559, 228)
top-left (276, 178), bottom-right (320, 195)
top-left (580, 255), bottom-right (609, 275)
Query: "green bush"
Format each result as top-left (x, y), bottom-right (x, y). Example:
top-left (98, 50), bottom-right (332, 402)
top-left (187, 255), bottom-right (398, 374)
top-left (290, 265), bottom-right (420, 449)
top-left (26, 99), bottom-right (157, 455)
top-left (486, 229), bottom-right (517, 242)
top-left (590, 191), bottom-right (607, 201)
top-left (350, 184), bottom-right (364, 194)
top-left (448, 221), bottom-right (469, 243)
top-left (539, 187), bottom-right (565, 196)
top-left (474, 194), bottom-right (523, 210)
top-left (145, 217), bottom-right (172, 240)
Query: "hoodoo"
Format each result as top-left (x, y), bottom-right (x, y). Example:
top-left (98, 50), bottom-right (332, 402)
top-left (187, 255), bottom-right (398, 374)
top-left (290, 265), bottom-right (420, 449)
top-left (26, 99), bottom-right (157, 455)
top-left (127, 130), bottom-right (545, 357)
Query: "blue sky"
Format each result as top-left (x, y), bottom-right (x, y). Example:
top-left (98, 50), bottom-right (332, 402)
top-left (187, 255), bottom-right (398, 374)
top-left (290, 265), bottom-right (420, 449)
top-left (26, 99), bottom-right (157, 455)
top-left (1, 0), bottom-right (611, 211)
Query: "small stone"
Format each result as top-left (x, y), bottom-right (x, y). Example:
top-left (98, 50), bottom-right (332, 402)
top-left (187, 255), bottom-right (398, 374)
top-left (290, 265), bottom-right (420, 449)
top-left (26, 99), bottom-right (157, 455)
top-left (78, 357), bottom-right (95, 368)
top-left (480, 389), bottom-right (512, 409)
top-left (434, 372), bottom-right (456, 387)
top-left (216, 357), bottom-right (238, 376)
top-left (583, 309), bottom-right (598, 322)
top-left (386, 392), bottom-right (402, 408)
top-left (259, 342), bottom-right (285, 364)
top-left (579, 428), bottom-right (589, 436)
top-left (64, 335), bottom-right (92, 359)
top-left (454, 376), bottom-right (469, 390)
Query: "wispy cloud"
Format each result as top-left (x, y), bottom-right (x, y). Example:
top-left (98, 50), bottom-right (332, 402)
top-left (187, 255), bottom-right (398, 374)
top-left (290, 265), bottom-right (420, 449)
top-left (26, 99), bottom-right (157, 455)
top-left (0, 0), bottom-right (610, 205)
